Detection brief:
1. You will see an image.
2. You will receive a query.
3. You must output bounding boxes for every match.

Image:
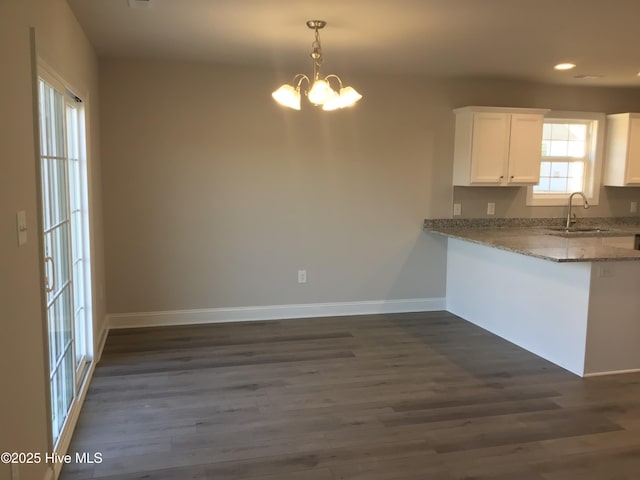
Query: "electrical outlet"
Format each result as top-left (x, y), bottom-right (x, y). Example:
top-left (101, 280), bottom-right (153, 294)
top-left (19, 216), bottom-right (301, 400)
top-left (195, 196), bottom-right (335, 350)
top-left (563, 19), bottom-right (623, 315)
top-left (631, 201), bottom-right (637, 214)
top-left (453, 203), bottom-right (462, 216)
top-left (487, 202), bottom-right (496, 215)
top-left (297, 270), bottom-right (307, 284)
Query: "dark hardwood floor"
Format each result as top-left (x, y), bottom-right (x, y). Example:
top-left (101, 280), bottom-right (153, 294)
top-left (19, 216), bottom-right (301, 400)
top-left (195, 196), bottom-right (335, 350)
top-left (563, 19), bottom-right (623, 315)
top-left (62, 311), bottom-right (640, 479)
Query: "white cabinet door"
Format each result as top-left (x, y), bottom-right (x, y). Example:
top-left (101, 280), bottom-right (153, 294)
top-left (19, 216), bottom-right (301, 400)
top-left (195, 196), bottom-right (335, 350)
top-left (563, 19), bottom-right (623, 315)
top-left (469, 113), bottom-right (510, 184)
top-left (507, 114), bottom-right (544, 184)
top-left (625, 118), bottom-right (640, 185)
top-left (604, 113), bottom-right (640, 186)
top-left (453, 107), bottom-right (548, 186)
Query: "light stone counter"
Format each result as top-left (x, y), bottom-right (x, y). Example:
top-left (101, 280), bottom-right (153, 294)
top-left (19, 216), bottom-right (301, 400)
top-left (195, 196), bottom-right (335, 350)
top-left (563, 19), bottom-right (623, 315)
top-left (423, 218), bottom-right (640, 262)
top-left (425, 217), bottom-right (640, 376)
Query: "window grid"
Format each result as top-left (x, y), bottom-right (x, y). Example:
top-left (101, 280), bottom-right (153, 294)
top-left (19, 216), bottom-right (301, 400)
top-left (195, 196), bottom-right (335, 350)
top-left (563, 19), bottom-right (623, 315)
top-left (534, 121), bottom-right (590, 195)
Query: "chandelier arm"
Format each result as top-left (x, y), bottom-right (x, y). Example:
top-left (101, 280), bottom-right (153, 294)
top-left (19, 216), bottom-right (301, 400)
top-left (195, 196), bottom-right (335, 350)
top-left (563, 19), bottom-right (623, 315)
top-left (324, 74), bottom-right (343, 90)
top-left (293, 73), bottom-right (310, 89)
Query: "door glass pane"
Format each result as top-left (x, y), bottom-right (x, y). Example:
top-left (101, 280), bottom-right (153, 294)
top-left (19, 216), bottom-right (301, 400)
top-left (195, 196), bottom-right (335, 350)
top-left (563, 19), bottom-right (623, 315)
top-left (67, 107), bottom-right (78, 159)
top-left (51, 347), bottom-right (74, 444)
top-left (48, 283), bottom-right (73, 446)
top-left (51, 225), bottom-right (71, 293)
top-left (41, 155), bottom-right (52, 230)
top-left (47, 295), bottom-right (57, 371)
top-left (48, 288), bottom-right (72, 374)
top-left (52, 88), bottom-right (65, 157)
top-left (51, 158), bottom-right (69, 227)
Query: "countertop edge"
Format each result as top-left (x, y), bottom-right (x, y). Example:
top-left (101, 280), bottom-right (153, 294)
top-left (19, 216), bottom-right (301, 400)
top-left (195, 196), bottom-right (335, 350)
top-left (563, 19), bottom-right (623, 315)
top-left (424, 223), bottom-right (640, 263)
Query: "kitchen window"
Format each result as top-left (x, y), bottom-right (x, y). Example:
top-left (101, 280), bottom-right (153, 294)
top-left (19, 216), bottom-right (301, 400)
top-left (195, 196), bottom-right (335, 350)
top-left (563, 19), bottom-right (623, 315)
top-left (526, 112), bottom-right (605, 206)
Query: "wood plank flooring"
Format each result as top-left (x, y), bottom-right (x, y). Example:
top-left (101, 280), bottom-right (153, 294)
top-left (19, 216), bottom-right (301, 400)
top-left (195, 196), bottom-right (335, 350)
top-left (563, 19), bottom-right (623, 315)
top-left (61, 311), bottom-right (640, 479)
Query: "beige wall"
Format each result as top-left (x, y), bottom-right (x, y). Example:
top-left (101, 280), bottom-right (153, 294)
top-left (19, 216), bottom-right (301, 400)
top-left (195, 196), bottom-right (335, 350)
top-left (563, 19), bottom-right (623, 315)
top-left (0, 1), bottom-right (103, 479)
top-left (453, 185), bottom-right (640, 218)
top-left (101, 61), bottom-right (640, 316)
top-left (100, 60), bottom-right (451, 314)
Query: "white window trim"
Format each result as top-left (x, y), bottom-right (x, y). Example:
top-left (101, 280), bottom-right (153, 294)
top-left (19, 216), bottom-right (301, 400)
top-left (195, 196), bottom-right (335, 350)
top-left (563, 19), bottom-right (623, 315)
top-left (526, 111), bottom-right (605, 206)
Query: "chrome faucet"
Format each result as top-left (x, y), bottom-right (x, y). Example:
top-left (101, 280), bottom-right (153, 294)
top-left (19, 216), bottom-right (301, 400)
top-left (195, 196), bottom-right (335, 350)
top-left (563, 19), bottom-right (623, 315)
top-left (566, 191), bottom-right (589, 229)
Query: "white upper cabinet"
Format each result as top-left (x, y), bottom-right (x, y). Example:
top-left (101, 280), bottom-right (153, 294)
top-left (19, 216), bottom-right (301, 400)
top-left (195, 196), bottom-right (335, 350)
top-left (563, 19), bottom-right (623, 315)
top-left (452, 107), bottom-right (549, 186)
top-left (604, 113), bottom-right (640, 186)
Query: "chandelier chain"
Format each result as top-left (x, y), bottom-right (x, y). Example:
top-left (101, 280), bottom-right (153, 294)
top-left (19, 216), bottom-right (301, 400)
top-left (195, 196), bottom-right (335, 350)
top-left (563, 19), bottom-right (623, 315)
top-left (311, 27), bottom-right (323, 67)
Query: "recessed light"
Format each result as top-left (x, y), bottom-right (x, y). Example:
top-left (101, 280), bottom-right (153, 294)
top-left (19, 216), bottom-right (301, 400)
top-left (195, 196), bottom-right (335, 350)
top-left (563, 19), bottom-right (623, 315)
top-left (554, 63), bottom-right (576, 71)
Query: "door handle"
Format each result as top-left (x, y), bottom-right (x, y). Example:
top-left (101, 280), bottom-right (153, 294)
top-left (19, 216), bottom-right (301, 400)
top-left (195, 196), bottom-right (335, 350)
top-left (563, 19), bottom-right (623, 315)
top-left (44, 256), bottom-right (55, 293)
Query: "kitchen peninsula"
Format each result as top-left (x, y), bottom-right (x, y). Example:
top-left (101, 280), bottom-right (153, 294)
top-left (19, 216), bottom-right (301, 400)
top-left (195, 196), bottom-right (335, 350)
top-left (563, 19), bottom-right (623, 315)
top-left (425, 218), bottom-right (640, 377)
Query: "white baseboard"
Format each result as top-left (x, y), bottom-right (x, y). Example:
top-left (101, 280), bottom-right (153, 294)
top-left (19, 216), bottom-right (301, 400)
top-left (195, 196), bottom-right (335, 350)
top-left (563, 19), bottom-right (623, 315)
top-left (107, 297), bottom-right (446, 329)
top-left (583, 367), bottom-right (640, 377)
top-left (94, 321), bottom-right (109, 362)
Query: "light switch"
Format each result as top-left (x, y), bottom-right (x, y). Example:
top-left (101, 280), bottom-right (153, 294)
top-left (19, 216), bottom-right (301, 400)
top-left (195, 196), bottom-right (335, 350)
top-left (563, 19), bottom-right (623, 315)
top-left (17, 210), bottom-right (28, 246)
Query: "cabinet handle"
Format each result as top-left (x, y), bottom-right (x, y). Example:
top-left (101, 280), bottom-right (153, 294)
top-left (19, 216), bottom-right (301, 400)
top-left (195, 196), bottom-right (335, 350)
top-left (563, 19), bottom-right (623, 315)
top-left (499, 175), bottom-right (504, 179)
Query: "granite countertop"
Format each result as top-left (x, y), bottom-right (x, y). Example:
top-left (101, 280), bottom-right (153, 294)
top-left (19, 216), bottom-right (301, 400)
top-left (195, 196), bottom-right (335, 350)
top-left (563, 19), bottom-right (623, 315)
top-left (423, 217), bottom-right (640, 262)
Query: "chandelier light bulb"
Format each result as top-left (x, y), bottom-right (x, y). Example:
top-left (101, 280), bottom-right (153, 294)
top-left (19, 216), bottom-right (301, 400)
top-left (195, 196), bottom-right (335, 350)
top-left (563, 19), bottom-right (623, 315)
top-left (271, 84), bottom-right (301, 110)
top-left (323, 86), bottom-right (363, 111)
top-left (308, 79), bottom-right (335, 106)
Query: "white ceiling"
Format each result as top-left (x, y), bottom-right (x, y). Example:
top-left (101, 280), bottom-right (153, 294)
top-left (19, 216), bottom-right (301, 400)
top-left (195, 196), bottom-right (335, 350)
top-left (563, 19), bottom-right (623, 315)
top-left (67, 0), bottom-right (640, 87)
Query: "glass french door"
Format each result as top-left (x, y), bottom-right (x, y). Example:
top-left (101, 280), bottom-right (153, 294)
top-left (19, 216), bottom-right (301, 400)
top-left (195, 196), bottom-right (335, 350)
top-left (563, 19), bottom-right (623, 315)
top-left (38, 73), bottom-right (92, 447)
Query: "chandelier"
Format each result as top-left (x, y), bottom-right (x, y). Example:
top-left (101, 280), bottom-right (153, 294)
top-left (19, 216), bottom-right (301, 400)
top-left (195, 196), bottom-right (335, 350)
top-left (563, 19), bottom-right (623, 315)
top-left (272, 20), bottom-right (362, 111)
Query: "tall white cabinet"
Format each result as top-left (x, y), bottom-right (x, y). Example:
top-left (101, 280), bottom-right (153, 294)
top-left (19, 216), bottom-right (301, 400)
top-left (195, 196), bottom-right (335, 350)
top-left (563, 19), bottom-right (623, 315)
top-left (452, 106), bottom-right (549, 186)
top-left (604, 113), bottom-right (640, 186)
